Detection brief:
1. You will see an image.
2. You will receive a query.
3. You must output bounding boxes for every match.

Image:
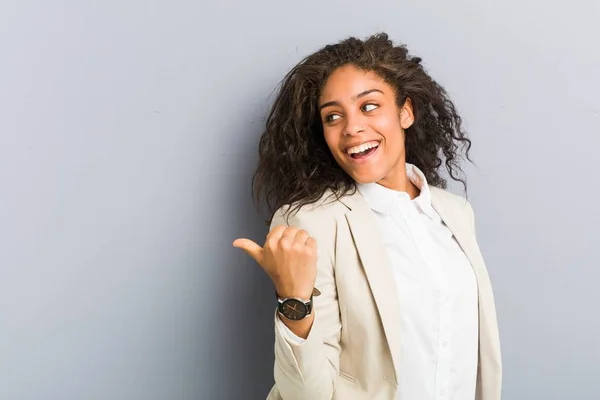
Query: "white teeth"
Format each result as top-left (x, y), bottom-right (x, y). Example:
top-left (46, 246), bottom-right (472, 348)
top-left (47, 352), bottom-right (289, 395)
top-left (347, 141), bottom-right (379, 155)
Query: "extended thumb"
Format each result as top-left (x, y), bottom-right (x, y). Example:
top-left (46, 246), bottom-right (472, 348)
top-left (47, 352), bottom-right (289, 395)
top-left (232, 238), bottom-right (263, 263)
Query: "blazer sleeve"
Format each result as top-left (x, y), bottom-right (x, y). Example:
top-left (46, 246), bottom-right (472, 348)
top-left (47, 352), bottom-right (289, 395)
top-left (267, 207), bottom-right (342, 400)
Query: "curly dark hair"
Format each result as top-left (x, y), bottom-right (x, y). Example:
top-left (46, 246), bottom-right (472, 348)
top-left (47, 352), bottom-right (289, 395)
top-left (253, 32), bottom-right (472, 220)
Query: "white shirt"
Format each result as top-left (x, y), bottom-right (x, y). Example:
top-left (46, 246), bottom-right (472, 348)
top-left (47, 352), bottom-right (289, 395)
top-left (278, 164), bottom-right (479, 400)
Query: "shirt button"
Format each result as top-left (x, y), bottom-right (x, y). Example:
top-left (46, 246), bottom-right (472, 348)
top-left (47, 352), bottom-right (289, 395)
top-left (440, 389), bottom-right (446, 396)
top-left (442, 341), bottom-right (448, 347)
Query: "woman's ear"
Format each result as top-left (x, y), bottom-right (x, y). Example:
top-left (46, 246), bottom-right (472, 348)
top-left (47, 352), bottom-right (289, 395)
top-left (399, 98), bottom-right (415, 129)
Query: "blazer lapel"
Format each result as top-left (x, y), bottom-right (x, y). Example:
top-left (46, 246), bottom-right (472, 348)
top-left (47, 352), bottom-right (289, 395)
top-left (341, 192), bottom-right (402, 383)
top-left (429, 188), bottom-right (485, 282)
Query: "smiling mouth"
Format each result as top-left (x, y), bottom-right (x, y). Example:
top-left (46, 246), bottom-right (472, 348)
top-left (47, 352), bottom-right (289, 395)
top-left (350, 147), bottom-right (377, 159)
top-left (346, 140), bottom-right (380, 159)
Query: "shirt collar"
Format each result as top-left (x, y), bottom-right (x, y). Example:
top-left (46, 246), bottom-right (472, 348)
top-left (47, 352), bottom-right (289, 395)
top-left (356, 163), bottom-right (437, 219)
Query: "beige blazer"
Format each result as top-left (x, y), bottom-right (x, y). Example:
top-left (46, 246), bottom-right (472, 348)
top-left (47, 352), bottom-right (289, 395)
top-left (266, 187), bottom-right (502, 400)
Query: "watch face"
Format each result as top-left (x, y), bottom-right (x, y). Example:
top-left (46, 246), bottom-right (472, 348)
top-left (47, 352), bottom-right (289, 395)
top-left (280, 299), bottom-right (308, 321)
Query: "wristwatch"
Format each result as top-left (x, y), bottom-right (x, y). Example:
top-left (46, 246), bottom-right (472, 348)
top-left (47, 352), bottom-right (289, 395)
top-left (276, 293), bottom-right (313, 321)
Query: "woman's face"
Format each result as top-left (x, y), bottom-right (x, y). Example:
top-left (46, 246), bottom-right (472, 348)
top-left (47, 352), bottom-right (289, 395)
top-left (318, 65), bottom-right (414, 189)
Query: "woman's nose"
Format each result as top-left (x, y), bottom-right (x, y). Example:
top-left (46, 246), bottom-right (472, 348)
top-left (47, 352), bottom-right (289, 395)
top-left (343, 114), bottom-right (365, 136)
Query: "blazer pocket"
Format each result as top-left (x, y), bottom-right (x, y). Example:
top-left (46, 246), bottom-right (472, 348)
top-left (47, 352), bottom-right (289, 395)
top-left (338, 370), bottom-right (355, 383)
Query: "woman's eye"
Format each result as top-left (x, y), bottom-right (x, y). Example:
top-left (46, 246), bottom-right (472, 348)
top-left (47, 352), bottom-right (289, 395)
top-left (325, 114), bottom-right (341, 123)
top-left (362, 104), bottom-right (378, 112)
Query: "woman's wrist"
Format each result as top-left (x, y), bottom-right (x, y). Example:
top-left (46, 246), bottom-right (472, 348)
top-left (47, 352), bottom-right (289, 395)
top-left (275, 286), bottom-right (314, 300)
top-left (279, 312), bottom-right (315, 339)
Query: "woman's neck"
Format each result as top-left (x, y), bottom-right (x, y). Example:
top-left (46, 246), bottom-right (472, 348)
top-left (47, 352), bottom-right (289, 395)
top-left (375, 165), bottom-right (421, 200)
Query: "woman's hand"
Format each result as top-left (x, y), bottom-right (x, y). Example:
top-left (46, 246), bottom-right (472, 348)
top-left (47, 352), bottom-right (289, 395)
top-left (233, 225), bottom-right (317, 300)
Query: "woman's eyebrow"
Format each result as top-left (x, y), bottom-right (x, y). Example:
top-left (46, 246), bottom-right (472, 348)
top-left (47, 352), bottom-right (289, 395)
top-left (319, 89), bottom-right (384, 111)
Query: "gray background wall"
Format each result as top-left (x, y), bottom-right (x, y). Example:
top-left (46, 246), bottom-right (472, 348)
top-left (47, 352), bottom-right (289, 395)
top-left (1, 1), bottom-right (598, 399)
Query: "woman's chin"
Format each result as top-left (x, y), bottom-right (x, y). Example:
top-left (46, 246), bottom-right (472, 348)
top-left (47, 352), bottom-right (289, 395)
top-left (349, 171), bottom-right (383, 185)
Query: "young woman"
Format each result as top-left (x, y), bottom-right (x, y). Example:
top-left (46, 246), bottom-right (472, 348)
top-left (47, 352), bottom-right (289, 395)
top-left (234, 33), bottom-right (502, 400)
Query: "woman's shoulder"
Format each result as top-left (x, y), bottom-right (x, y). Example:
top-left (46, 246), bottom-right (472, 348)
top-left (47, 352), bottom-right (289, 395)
top-left (429, 186), bottom-right (476, 230)
top-left (270, 189), bottom-right (348, 230)
top-left (430, 186), bottom-right (473, 211)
